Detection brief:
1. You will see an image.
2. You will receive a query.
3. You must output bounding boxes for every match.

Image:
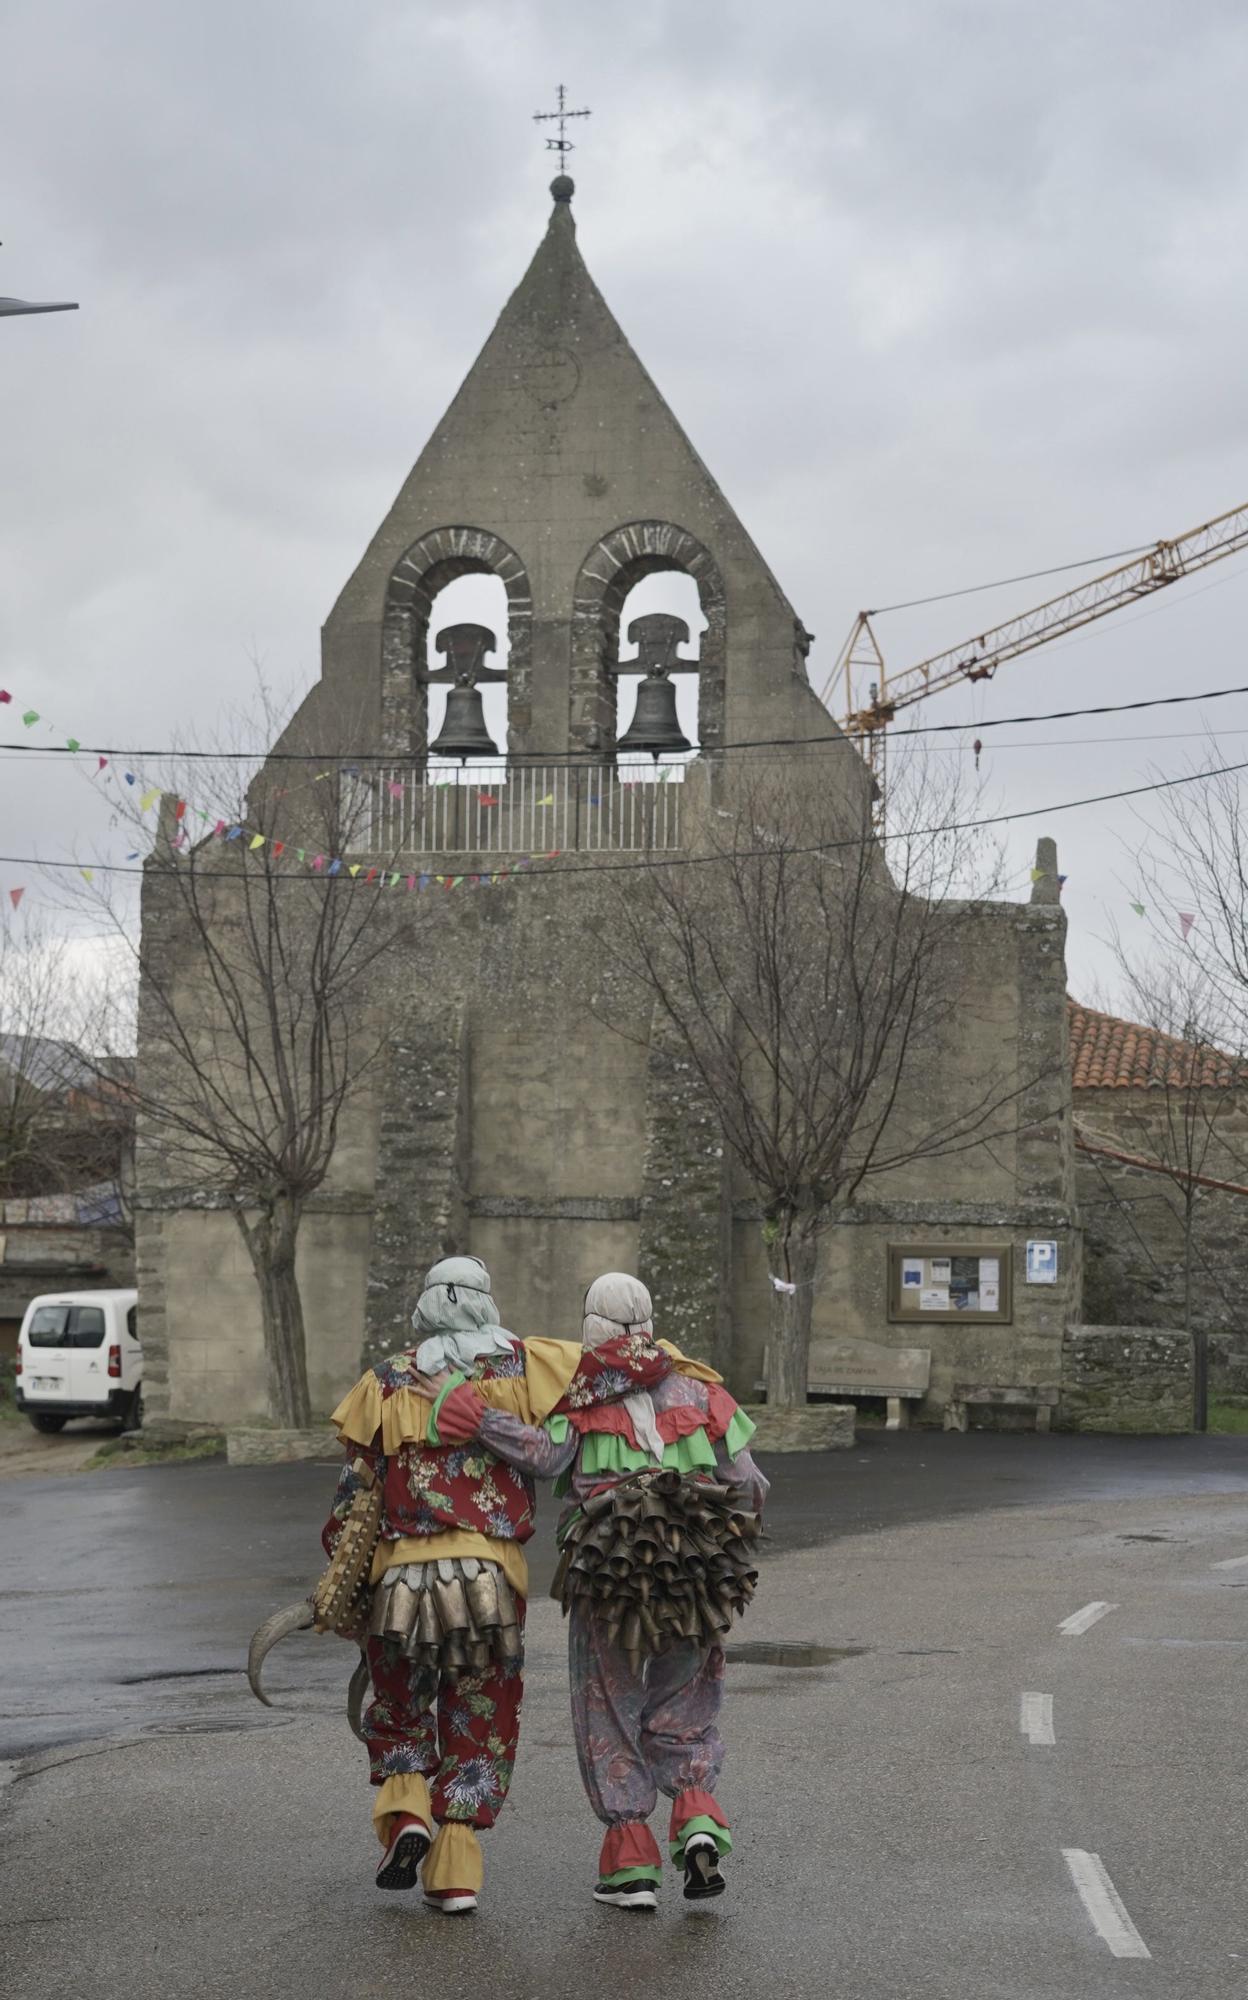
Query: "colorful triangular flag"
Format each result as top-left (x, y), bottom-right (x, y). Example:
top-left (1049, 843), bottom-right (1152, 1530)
top-left (1179, 912), bottom-right (1196, 941)
top-left (1130, 901), bottom-right (1145, 917)
top-left (8, 887), bottom-right (24, 908)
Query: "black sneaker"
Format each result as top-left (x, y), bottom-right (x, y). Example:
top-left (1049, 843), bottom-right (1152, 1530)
top-left (375, 1819), bottom-right (431, 1891)
top-left (593, 1879), bottom-right (659, 1911)
top-left (683, 1836), bottom-right (726, 1901)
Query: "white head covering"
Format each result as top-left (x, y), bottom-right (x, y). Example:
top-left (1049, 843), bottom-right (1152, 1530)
top-left (411, 1255), bottom-right (516, 1376)
top-left (582, 1271), bottom-right (665, 1464)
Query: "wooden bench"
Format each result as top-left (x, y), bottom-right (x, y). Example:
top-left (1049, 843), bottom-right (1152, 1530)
top-left (944, 1383), bottom-right (1060, 1434)
top-left (806, 1338), bottom-right (932, 1431)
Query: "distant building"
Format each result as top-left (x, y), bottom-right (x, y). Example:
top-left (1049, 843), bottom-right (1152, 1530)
top-left (1072, 1001), bottom-right (1248, 1393)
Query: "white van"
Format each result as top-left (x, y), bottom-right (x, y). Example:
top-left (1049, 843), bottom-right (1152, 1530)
top-left (15, 1290), bottom-right (142, 1433)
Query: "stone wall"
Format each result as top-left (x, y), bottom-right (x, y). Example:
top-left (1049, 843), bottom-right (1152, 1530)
top-left (637, 1017), bottom-right (732, 1368)
top-left (1076, 1086), bottom-right (1248, 1393)
top-left (363, 1004), bottom-right (468, 1368)
top-left (1057, 1323), bottom-right (1193, 1433)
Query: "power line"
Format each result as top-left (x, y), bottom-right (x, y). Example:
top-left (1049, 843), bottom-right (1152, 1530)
top-left (4, 676), bottom-right (1248, 767)
top-left (865, 541), bottom-right (1157, 616)
top-left (5, 751), bottom-right (1248, 887)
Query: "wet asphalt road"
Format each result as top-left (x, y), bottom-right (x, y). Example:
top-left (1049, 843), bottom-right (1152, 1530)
top-left (4, 1431), bottom-right (1248, 1999)
top-left (4, 1429), bottom-right (1247, 1760)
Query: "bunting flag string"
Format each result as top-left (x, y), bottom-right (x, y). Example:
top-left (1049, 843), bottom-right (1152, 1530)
top-left (0, 670), bottom-right (570, 910)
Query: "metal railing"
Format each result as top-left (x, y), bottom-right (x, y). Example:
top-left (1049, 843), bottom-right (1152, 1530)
top-left (343, 764), bottom-right (684, 855)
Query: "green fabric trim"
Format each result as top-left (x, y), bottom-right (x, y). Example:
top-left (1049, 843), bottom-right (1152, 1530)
top-left (724, 1407), bottom-right (757, 1456)
top-left (426, 1371), bottom-right (469, 1447)
top-left (669, 1813), bottom-right (733, 1862)
top-left (547, 1412), bottom-right (573, 1496)
top-left (600, 1865), bottom-right (662, 1888)
top-left (580, 1427), bottom-right (719, 1479)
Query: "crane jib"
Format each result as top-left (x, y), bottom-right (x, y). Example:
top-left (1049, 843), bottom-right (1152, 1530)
top-left (827, 500), bottom-right (1248, 763)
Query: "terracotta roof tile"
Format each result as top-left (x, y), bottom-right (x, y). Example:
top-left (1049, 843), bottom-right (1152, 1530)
top-left (1068, 999), bottom-right (1245, 1090)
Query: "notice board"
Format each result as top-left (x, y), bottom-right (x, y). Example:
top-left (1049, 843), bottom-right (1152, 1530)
top-left (888, 1245), bottom-right (1014, 1324)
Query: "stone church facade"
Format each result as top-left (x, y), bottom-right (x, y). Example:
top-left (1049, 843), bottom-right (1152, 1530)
top-left (136, 181), bottom-right (1082, 1430)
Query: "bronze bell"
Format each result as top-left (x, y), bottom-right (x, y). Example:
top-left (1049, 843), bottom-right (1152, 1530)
top-left (429, 622), bottom-right (501, 762)
top-left (429, 681), bottom-right (500, 761)
top-left (617, 672), bottom-right (691, 759)
top-left (616, 611), bottom-right (692, 759)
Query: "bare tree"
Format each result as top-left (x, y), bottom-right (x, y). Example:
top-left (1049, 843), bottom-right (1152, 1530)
top-left (68, 701), bottom-right (402, 1428)
top-left (593, 757), bottom-right (1052, 1406)
top-left (0, 904), bottom-right (133, 1216)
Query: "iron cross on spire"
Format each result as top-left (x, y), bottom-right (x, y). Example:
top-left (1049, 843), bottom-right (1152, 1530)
top-left (533, 84), bottom-right (591, 168)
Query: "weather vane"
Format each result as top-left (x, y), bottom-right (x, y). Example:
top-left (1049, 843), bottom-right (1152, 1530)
top-left (533, 84), bottom-right (591, 169)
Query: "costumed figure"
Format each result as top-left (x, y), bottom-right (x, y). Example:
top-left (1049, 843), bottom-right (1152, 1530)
top-left (443, 1271), bottom-right (768, 1912)
top-left (247, 1254), bottom-right (676, 1915)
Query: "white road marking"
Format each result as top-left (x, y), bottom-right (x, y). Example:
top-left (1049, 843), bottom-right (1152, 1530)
top-left (1062, 1849), bottom-right (1151, 1959)
top-left (1058, 1601), bottom-right (1117, 1636)
top-left (1211, 1553), bottom-right (1248, 1571)
top-left (1020, 1692), bottom-right (1055, 1744)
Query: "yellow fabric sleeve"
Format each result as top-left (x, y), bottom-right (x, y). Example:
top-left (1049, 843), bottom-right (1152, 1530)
top-left (520, 1337), bottom-right (584, 1422)
top-left (329, 1372), bottom-right (386, 1448)
top-left (657, 1339), bottom-right (724, 1386)
top-left (372, 1772), bottom-right (432, 1847)
top-left (372, 1530), bottom-right (529, 1599)
top-left (424, 1822), bottom-right (483, 1894)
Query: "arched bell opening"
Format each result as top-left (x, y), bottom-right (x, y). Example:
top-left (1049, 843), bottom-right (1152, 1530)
top-left (614, 571), bottom-right (705, 784)
top-left (381, 527), bottom-right (532, 764)
top-left (426, 573), bottom-right (509, 787)
top-left (569, 522), bottom-right (727, 763)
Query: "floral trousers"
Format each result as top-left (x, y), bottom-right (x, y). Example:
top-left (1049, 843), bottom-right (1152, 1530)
top-left (363, 1603), bottom-right (526, 1830)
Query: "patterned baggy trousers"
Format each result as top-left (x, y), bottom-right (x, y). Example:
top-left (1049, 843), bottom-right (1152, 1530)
top-left (363, 1599), bottom-right (526, 1829)
top-left (568, 1599), bottom-right (727, 1867)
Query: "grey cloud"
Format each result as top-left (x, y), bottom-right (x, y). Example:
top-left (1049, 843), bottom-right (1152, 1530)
top-left (4, 0), bottom-right (1248, 995)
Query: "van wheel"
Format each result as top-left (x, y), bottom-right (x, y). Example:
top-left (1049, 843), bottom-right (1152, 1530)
top-left (29, 1413), bottom-right (67, 1434)
top-left (124, 1387), bottom-right (144, 1433)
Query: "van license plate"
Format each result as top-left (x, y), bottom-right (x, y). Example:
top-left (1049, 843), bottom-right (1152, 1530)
top-left (30, 1377), bottom-right (62, 1393)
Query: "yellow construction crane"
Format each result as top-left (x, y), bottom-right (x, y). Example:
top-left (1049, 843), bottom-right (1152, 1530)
top-left (823, 499), bottom-right (1248, 796)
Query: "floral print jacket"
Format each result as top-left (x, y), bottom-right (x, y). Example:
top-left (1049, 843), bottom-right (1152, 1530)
top-left (322, 1333), bottom-right (672, 1560)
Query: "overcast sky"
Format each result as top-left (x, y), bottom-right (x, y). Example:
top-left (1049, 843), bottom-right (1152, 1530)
top-left (4, 0), bottom-right (1248, 1000)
